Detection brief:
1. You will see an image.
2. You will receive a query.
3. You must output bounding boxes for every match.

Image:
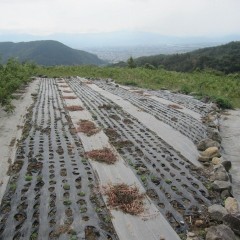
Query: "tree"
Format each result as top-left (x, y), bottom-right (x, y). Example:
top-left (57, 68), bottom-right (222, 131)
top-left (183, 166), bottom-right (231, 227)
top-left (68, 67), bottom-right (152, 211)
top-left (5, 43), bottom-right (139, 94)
top-left (127, 56), bottom-right (136, 68)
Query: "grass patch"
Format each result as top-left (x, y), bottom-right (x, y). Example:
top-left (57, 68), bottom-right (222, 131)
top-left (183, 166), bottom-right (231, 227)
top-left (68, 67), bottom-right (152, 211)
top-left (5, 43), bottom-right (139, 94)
top-left (35, 65), bottom-right (240, 108)
top-left (103, 183), bottom-right (145, 215)
top-left (86, 148), bottom-right (117, 164)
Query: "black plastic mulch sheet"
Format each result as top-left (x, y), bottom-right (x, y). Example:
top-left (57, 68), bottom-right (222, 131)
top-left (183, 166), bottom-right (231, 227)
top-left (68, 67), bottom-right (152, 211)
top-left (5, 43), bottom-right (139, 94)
top-left (0, 79), bottom-right (118, 240)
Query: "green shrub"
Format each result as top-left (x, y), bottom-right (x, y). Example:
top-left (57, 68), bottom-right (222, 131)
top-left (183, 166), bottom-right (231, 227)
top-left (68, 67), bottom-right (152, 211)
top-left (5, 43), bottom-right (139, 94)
top-left (144, 63), bottom-right (156, 70)
top-left (213, 96), bottom-right (233, 109)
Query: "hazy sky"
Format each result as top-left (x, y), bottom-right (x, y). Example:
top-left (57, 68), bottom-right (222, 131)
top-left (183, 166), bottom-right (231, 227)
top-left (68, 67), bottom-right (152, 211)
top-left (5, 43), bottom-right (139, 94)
top-left (1, 0), bottom-right (240, 36)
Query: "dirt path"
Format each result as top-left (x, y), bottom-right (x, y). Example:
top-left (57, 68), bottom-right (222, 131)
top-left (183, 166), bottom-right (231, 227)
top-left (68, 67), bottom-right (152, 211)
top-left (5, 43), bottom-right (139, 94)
top-left (220, 109), bottom-right (240, 203)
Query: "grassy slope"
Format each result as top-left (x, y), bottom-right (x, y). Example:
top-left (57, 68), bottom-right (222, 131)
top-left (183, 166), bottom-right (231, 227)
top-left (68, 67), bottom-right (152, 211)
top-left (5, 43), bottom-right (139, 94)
top-left (36, 65), bottom-right (240, 108)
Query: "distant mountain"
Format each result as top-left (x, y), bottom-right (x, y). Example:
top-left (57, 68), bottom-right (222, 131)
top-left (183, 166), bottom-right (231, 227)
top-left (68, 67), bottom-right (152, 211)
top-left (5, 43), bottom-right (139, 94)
top-left (0, 40), bottom-right (105, 66)
top-left (1, 31), bottom-right (240, 48)
top-left (133, 41), bottom-right (240, 73)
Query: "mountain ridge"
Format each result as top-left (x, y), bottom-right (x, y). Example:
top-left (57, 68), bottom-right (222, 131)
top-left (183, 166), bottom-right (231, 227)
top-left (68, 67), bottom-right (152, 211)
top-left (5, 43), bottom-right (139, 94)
top-left (0, 40), bottom-right (105, 66)
top-left (132, 41), bottom-right (240, 73)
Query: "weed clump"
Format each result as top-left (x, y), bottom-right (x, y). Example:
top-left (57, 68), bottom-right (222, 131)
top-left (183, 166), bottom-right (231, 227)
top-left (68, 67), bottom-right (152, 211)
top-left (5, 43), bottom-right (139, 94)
top-left (63, 90), bottom-right (73, 93)
top-left (77, 120), bottom-right (100, 136)
top-left (86, 148), bottom-right (117, 164)
top-left (62, 96), bottom-right (77, 99)
top-left (168, 104), bottom-right (183, 110)
top-left (65, 105), bottom-right (84, 111)
top-left (104, 183), bottom-right (145, 215)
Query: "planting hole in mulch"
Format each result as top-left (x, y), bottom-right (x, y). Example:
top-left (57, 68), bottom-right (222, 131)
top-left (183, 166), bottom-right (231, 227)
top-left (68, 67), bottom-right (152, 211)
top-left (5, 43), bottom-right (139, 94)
top-left (62, 96), bottom-right (77, 99)
top-left (86, 148), bottom-right (117, 164)
top-left (77, 120), bottom-right (100, 136)
top-left (103, 183), bottom-right (145, 215)
top-left (65, 105), bottom-right (84, 111)
top-left (168, 104), bottom-right (183, 110)
top-left (98, 104), bottom-right (112, 110)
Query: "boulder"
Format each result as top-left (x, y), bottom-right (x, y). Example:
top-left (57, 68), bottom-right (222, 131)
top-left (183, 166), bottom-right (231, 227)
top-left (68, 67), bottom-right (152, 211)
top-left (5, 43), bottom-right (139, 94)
top-left (223, 213), bottom-right (240, 236)
top-left (197, 138), bottom-right (220, 151)
top-left (208, 204), bottom-right (228, 221)
top-left (222, 160), bottom-right (232, 172)
top-left (212, 180), bottom-right (232, 192)
top-left (206, 224), bottom-right (236, 240)
top-left (202, 147), bottom-right (221, 159)
top-left (225, 197), bottom-right (240, 214)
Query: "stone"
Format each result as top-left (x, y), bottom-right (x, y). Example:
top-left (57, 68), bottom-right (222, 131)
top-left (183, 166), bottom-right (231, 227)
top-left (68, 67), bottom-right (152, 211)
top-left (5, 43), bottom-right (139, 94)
top-left (212, 157), bottom-right (222, 165)
top-left (202, 147), bottom-right (220, 158)
top-left (225, 197), bottom-right (240, 214)
top-left (208, 204), bottom-right (228, 221)
top-left (198, 155), bottom-right (211, 162)
top-left (223, 213), bottom-right (240, 235)
top-left (187, 232), bottom-right (196, 237)
top-left (222, 160), bottom-right (232, 172)
top-left (212, 180), bottom-right (232, 192)
top-left (186, 234), bottom-right (201, 240)
top-left (208, 129), bottom-right (222, 143)
top-left (221, 190), bottom-right (232, 200)
top-left (206, 224), bottom-right (236, 240)
top-left (210, 165), bottom-right (229, 181)
top-left (197, 138), bottom-right (220, 151)
top-left (195, 219), bottom-right (204, 227)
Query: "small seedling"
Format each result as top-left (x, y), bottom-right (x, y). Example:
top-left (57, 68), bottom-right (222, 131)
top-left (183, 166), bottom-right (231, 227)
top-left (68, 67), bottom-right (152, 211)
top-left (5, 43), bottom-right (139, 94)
top-left (25, 175), bottom-right (33, 181)
top-left (63, 184), bottom-right (70, 190)
top-left (78, 191), bottom-right (85, 197)
top-left (95, 207), bottom-right (102, 213)
top-left (37, 176), bottom-right (42, 181)
top-left (30, 232), bottom-right (38, 240)
top-left (80, 207), bottom-right (87, 213)
top-left (140, 175), bottom-right (147, 184)
top-left (63, 199), bottom-right (72, 206)
top-left (165, 179), bottom-right (172, 184)
top-left (10, 183), bottom-right (17, 191)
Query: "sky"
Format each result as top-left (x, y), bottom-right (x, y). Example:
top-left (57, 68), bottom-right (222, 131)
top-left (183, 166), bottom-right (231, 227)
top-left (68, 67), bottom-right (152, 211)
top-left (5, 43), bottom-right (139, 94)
top-left (0, 0), bottom-right (240, 37)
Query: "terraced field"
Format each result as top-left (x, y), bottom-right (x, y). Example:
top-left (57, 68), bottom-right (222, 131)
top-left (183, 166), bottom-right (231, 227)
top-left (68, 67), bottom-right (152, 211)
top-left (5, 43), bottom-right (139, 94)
top-left (0, 77), bottom-right (218, 240)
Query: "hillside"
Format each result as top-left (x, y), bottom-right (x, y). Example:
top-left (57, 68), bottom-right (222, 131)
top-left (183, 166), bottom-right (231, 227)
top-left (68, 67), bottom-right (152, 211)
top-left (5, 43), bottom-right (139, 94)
top-left (0, 40), bottom-right (105, 66)
top-left (134, 41), bottom-right (240, 73)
